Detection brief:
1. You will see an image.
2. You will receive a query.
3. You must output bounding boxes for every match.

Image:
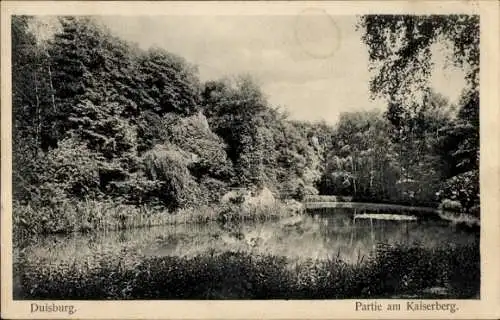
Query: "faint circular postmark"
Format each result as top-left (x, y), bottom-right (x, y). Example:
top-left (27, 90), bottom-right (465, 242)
top-left (294, 8), bottom-right (341, 59)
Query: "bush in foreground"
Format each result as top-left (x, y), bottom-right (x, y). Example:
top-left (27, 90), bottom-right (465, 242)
top-left (14, 242), bottom-right (479, 300)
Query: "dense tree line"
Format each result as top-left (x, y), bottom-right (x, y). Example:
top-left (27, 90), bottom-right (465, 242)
top-left (12, 16), bottom-right (326, 210)
top-left (357, 15), bottom-right (479, 212)
top-left (12, 16), bottom-right (479, 216)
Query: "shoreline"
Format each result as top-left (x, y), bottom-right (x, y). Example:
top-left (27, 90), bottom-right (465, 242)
top-left (13, 199), bottom-right (480, 239)
top-left (14, 241), bottom-right (480, 300)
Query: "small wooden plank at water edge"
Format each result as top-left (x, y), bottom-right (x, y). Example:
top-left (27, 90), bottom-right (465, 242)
top-left (353, 213), bottom-right (417, 221)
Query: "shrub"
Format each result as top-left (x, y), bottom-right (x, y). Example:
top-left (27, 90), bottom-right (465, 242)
top-left (26, 137), bottom-right (103, 206)
top-left (167, 112), bottom-right (234, 181)
top-left (14, 242), bottom-right (479, 300)
top-left (437, 170), bottom-right (479, 213)
top-left (439, 199), bottom-right (463, 212)
top-left (199, 177), bottom-right (229, 204)
top-left (142, 144), bottom-right (202, 209)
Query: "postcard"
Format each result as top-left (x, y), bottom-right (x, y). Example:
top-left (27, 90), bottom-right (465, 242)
top-left (1, 1), bottom-right (499, 319)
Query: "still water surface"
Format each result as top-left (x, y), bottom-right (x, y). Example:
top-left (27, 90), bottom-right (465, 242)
top-left (15, 208), bottom-right (478, 266)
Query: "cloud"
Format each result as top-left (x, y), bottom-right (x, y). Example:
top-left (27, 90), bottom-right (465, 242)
top-left (99, 15), bottom-right (466, 124)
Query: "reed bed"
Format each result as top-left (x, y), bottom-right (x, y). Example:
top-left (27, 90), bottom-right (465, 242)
top-left (14, 241), bottom-right (479, 300)
top-left (13, 200), bottom-right (172, 237)
top-left (13, 199), bottom-right (296, 238)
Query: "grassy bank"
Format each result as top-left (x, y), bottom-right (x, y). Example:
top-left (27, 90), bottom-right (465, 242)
top-left (14, 242), bottom-right (479, 300)
top-left (13, 199), bottom-right (296, 238)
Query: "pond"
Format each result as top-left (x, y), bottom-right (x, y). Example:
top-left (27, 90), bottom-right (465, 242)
top-left (14, 207), bottom-right (478, 267)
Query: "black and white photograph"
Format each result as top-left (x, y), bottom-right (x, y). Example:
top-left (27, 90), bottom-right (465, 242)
top-left (1, 1), bottom-right (499, 319)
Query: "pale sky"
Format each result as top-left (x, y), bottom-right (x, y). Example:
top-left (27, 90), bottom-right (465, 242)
top-left (95, 15), bottom-right (466, 124)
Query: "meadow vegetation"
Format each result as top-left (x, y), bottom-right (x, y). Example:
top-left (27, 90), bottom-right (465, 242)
top-left (13, 198), bottom-right (296, 240)
top-left (14, 241), bottom-right (479, 299)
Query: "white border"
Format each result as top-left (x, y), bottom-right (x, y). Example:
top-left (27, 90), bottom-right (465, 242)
top-left (1, 1), bottom-right (499, 319)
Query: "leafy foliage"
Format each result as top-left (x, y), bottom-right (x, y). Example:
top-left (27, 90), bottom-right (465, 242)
top-left (358, 15), bottom-right (478, 102)
top-left (137, 47), bottom-right (201, 116)
top-left (12, 15), bottom-right (481, 237)
top-left (141, 144), bottom-right (201, 209)
top-left (15, 242), bottom-right (479, 299)
top-left (358, 15), bottom-right (480, 211)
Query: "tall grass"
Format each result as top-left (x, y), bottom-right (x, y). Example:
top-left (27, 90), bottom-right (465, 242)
top-left (13, 200), bottom-right (173, 238)
top-left (13, 199), bottom-right (296, 238)
top-left (14, 242), bottom-right (479, 300)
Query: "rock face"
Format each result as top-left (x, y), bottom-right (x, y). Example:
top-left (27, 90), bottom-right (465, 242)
top-left (221, 187), bottom-right (276, 209)
top-left (193, 111), bottom-right (210, 131)
top-left (245, 187), bottom-right (276, 207)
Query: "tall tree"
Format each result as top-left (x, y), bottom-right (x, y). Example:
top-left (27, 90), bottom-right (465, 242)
top-left (359, 15), bottom-right (479, 209)
top-left (137, 47), bottom-right (201, 116)
top-left (46, 17), bottom-right (144, 196)
top-left (320, 110), bottom-right (399, 201)
top-left (202, 76), bottom-right (269, 188)
top-left (12, 16), bottom-right (60, 201)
